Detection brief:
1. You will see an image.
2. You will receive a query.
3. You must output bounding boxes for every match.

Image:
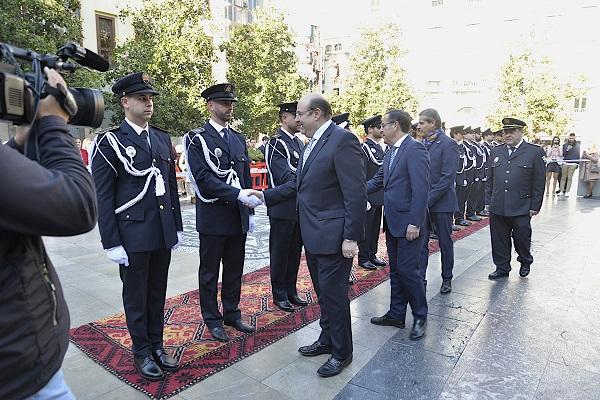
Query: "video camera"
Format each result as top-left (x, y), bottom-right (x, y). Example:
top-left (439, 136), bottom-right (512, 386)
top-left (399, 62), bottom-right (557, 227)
top-left (0, 42), bottom-right (108, 128)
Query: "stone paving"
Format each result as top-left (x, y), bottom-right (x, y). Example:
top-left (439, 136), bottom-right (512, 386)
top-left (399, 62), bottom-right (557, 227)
top-left (46, 195), bottom-right (600, 399)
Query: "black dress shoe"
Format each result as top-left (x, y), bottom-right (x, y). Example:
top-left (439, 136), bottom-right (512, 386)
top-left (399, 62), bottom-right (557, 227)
top-left (466, 214), bottom-right (482, 222)
top-left (477, 210), bottom-right (490, 217)
top-left (133, 355), bottom-right (164, 381)
top-left (359, 260), bottom-right (377, 270)
top-left (370, 257), bottom-right (387, 267)
top-left (440, 279), bottom-right (452, 294)
top-left (370, 313), bottom-right (405, 328)
top-left (430, 233), bottom-right (439, 240)
top-left (152, 348), bottom-right (178, 371)
top-left (317, 355), bottom-right (353, 377)
top-left (488, 269), bottom-right (509, 280)
top-left (298, 341), bottom-right (332, 356)
top-left (456, 219), bottom-right (471, 227)
top-left (274, 299), bottom-right (294, 312)
top-left (289, 294), bottom-right (309, 306)
top-left (209, 326), bottom-right (229, 342)
top-left (519, 264), bottom-right (531, 277)
top-left (225, 319), bottom-right (256, 333)
top-left (452, 225), bottom-right (461, 231)
top-left (409, 319), bottom-right (426, 341)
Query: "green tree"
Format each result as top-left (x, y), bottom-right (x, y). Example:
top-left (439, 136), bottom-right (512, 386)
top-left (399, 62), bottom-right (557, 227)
top-left (0, 0), bottom-right (102, 89)
top-left (329, 24), bottom-right (418, 126)
top-left (486, 51), bottom-right (577, 138)
top-left (221, 8), bottom-right (308, 139)
top-left (106, 0), bottom-right (216, 135)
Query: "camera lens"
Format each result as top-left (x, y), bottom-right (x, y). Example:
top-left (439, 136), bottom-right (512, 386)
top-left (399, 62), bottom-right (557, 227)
top-left (69, 88), bottom-right (104, 128)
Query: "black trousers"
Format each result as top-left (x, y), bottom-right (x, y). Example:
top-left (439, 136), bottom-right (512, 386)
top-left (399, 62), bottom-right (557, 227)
top-left (455, 184), bottom-right (470, 221)
top-left (119, 248), bottom-right (171, 357)
top-left (358, 204), bottom-right (383, 264)
top-left (305, 251), bottom-right (353, 360)
top-left (489, 213), bottom-right (533, 272)
top-left (269, 217), bottom-right (303, 301)
top-left (467, 180), bottom-right (485, 215)
top-left (198, 233), bottom-right (246, 329)
top-left (419, 212), bottom-right (454, 281)
top-left (386, 232), bottom-right (428, 320)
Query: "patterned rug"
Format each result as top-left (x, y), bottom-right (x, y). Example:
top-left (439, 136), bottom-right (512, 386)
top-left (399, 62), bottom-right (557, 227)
top-left (70, 219), bottom-right (489, 399)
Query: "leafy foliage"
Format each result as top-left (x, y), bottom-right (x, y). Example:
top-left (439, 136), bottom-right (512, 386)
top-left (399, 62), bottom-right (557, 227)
top-left (328, 25), bottom-right (418, 127)
top-left (486, 51), bottom-right (577, 138)
top-left (106, 0), bottom-right (216, 135)
top-left (221, 9), bottom-right (308, 139)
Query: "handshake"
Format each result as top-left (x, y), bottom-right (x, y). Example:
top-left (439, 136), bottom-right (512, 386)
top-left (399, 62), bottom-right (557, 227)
top-left (237, 189), bottom-right (265, 208)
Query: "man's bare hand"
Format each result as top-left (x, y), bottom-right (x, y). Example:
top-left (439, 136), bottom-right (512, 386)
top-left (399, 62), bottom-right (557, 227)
top-left (342, 239), bottom-right (359, 258)
top-left (529, 210), bottom-right (539, 217)
top-left (406, 225), bottom-right (420, 241)
top-left (37, 67), bottom-right (69, 122)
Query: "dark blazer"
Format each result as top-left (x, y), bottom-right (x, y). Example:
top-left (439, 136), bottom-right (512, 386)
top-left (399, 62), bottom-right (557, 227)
top-left (485, 141), bottom-right (546, 216)
top-left (265, 122), bottom-right (366, 255)
top-left (93, 121), bottom-right (182, 252)
top-left (265, 128), bottom-right (303, 220)
top-left (185, 122), bottom-right (253, 235)
top-left (368, 135), bottom-right (430, 237)
top-left (426, 132), bottom-right (459, 212)
top-left (362, 138), bottom-right (385, 206)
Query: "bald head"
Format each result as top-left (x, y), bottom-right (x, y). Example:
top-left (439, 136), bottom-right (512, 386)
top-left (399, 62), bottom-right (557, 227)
top-left (296, 93), bottom-right (333, 138)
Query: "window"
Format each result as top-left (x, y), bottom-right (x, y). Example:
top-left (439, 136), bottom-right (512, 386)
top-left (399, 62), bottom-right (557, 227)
top-left (427, 80), bottom-right (441, 88)
top-left (325, 45), bottom-right (332, 53)
top-left (432, 0), bottom-right (444, 6)
top-left (333, 88), bottom-right (340, 96)
top-left (574, 97), bottom-right (587, 112)
top-left (96, 14), bottom-right (116, 62)
top-left (334, 43), bottom-right (342, 51)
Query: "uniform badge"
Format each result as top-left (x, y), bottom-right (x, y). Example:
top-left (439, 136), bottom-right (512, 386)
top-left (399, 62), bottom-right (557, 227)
top-left (494, 156), bottom-right (499, 163)
top-left (370, 147), bottom-right (376, 153)
top-left (293, 150), bottom-right (299, 158)
top-left (214, 148), bottom-right (223, 158)
top-left (126, 146), bottom-right (136, 158)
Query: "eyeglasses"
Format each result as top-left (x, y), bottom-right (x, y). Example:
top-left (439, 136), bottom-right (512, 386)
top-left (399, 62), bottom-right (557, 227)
top-left (381, 121), bottom-right (396, 128)
top-left (295, 109), bottom-right (315, 117)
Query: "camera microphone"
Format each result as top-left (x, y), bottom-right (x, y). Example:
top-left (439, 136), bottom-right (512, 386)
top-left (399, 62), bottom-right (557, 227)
top-left (59, 43), bottom-right (110, 72)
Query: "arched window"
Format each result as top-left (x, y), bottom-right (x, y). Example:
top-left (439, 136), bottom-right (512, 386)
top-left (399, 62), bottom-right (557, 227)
top-left (334, 43), bottom-right (342, 51)
top-left (325, 45), bottom-right (332, 53)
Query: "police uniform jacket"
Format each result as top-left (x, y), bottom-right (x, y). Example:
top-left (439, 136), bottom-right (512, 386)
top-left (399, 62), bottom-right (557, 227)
top-left (456, 142), bottom-right (468, 187)
top-left (482, 141), bottom-right (494, 180)
top-left (362, 138), bottom-right (385, 206)
top-left (93, 121), bottom-right (182, 252)
top-left (186, 122), bottom-right (253, 235)
top-left (485, 141), bottom-right (546, 217)
top-left (265, 128), bottom-right (303, 220)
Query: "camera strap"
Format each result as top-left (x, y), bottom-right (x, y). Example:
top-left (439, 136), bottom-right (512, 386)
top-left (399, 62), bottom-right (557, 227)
top-left (184, 128), bottom-right (240, 204)
top-left (90, 131), bottom-right (166, 214)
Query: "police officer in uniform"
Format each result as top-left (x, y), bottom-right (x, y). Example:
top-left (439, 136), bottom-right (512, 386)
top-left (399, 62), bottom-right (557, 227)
top-left (465, 127), bottom-right (486, 221)
top-left (452, 126), bottom-right (473, 226)
top-left (486, 118), bottom-right (546, 279)
top-left (358, 115), bottom-right (386, 270)
top-left (264, 102), bottom-right (309, 312)
top-left (184, 83), bottom-right (260, 342)
top-left (479, 128), bottom-right (495, 216)
top-left (91, 72), bottom-right (183, 381)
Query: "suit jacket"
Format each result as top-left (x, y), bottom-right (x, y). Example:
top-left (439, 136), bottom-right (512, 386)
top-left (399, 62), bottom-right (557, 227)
top-left (264, 122), bottom-right (366, 255)
top-left (367, 135), bottom-right (430, 238)
top-left (426, 132), bottom-right (459, 213)
top-left (362, 138), bottom-right (385, 206)
top-left (265, 128), bottom-right (303, 220)
top-left (93, 121), bottom-right (182, 252)
top-left (185, 121), bottom-right (253, 235)
top-left (485, 141), bottom-right (546, 216)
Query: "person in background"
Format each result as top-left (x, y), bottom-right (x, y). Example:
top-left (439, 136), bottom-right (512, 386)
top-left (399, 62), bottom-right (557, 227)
top-left (558, 133), bottom-right (581, 197)
top-left (545, 136), bottom-right (562, 196)
top-left (257, 136), bottom-right (267, 154)
top-left (581, 144), bottom-right (600, 198)
top-left (75, 137), bottom-right (89, 166)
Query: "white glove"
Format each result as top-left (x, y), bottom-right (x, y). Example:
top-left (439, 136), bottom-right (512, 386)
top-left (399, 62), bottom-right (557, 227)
top-left (106, 245), bottom-right (129, 267)
top-left (172, 231), bottom-right (183, 251)
top-left (248, 214), bottom-right (256, 233)
top-left (238, 189), bottom-right (263, 208)
top-left (366, 201), bottom-right (371, 211)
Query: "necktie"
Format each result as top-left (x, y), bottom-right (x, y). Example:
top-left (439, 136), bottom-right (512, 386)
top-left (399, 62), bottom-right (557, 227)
top-left (140, 129), bottom-right (151, 151)
top-left (508, 146), bottom-right (515, 156)
top-left (221, 127), bottom-right (230, 148)
top-left (302, 138), bottom-right (315, 167)
top-left (388, 146), bottom-right (398, 171)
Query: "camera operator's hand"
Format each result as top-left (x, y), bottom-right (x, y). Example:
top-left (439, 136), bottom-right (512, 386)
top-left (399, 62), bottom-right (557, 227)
top-left (106, 245), bottom-right (129, 267)
top-left (38, 67), bottom-right (70, 122)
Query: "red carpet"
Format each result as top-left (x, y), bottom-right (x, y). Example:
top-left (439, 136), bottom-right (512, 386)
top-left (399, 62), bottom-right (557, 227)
top-left (70, 219), bottom-right (488, 399)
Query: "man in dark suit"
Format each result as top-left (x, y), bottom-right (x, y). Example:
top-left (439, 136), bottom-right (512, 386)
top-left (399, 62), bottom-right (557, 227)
top-left (92, 72), bottom-right (183, 380)
top-left (264, 102), bottom-right (308, 312)
top-left (261, 94), bottom-right (366, 377)
top-left (486, 118), bottom-right (546, 279)
top-left (417, 109), bottom-right (459, 294)
top-left (258, 136), bottom-right (268, 155)
top-left (367, 109), bottom-right (430, 340)
top-left (184, 83), bottom-right (261, 342)
top-left (358, 115), bottom-right (386, 270)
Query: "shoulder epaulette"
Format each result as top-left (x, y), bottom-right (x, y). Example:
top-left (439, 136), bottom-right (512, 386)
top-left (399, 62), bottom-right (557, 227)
top-left (150, 125), bottom-right (171, 135)
top-left (95, 126), bottom-right (118, 136)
